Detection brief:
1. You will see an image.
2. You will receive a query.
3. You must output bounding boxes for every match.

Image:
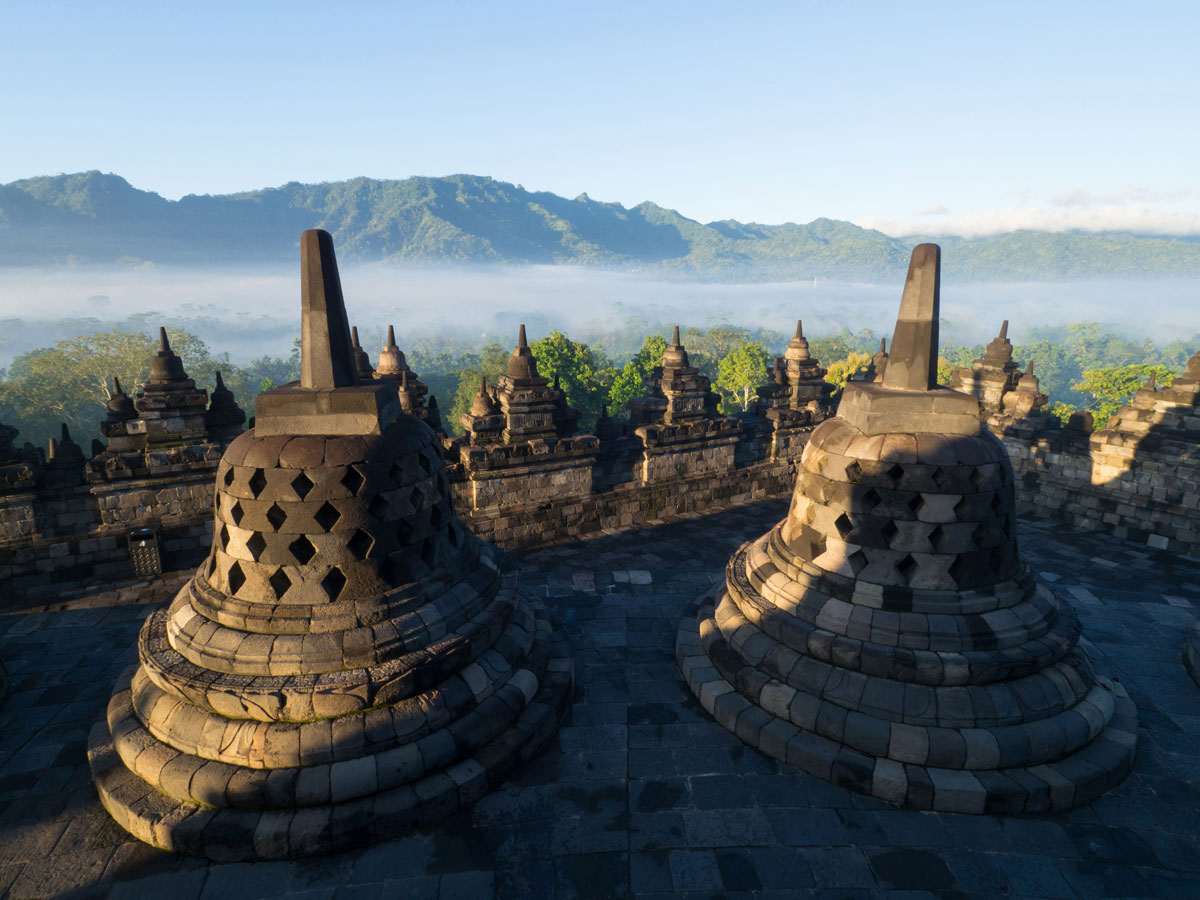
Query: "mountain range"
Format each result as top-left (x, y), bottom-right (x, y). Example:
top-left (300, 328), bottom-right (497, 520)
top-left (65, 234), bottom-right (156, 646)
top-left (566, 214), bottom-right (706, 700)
top-left (2, 171), bottom-right (1200, 281)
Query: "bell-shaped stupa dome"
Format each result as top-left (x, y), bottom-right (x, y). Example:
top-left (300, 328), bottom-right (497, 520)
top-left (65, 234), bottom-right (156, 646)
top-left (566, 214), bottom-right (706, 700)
top-left (677, 244), bottom-right (1137, 814)
top-left (89, 230), bottom-right (571, 859)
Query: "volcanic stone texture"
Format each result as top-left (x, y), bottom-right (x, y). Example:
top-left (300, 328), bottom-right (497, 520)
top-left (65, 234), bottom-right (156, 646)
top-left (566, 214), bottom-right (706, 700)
top-left (677, 416), bottom-right (1138, 814)
top-left (1186, 619), bottom-right (1200, 689)
top-left (88, 417), bottom-right (572, 859)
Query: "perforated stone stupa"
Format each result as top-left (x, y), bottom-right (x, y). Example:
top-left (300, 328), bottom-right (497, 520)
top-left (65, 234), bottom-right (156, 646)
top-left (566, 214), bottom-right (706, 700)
top-left (676, 244), bottom-right (1138, 814)
top-left (88, 230), bottom-right (572, 859)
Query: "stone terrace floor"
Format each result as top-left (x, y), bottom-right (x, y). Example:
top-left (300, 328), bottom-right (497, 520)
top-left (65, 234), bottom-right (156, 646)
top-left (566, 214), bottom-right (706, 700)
top-left (2, 501), bottom-right (1199, 899)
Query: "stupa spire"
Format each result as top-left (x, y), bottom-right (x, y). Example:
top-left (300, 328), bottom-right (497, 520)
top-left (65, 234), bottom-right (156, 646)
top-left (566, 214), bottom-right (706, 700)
top-left (882, 243), bottom-right (940, 392)
top-left (299, 229), bottom-right (357, 390)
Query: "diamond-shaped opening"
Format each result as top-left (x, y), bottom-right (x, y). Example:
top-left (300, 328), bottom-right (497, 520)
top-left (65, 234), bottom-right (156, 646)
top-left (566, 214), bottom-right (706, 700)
top-left (847, 549), bottom-right (868, 575)
top-left (420, 539), bottom-right (437, 566)
top-left (948, 555), bottom-right (971, 588)
top-left (222, 467), bottom-right (235, 487)
top-left (227, 561), bottom-right (246, 594)
top-left (953, 496), bottom-right (971, 517)
top-left (809, 532), bottom-right (827, 560)
top-left (930, 468), bottom-right (947, 488)
top-left (388, 461), bottom-right (406, 485)
top-left (314, 501), bottom-right (341, 532)
top-left (895, 553), bottom-right (918, 583)
top-left (927, 524), bottom-right (946, 552)
top-left (268, 568), bottom-right (292, 599)
top-left (429, 504), bottom-right (445, 529)
top-left (248, 468), bottom-right (267, 498)
top-left (246, 531), bottom-right (267, 561)
top-left (862, 488), bottom-right (882, 512)
top-left (844, 460), bottom-right (862, 483)
top-left (970, 468), bottom-right (988, 490)
top-left (347, 528), bottom-right (374, 560)
top-left (990, 492), bottom-right (1004, 515)
top-left (207, 556), bottom-right (217, 579)
top-left (218, 523), bottom-right (229, 550)
top-left (230, 500), bottom-right (244, 526)
top-left (886, 463), bottom-right (904, 485)
top-left (381, 553), bottom-right (416, 585)
top-left (368, 494), bottom-right (390, 522)
top-left (291, 471), bottom-right (315, 500)
top-left (342, 466), bottom-right (365, 495)
top-left (289, 535), bottom-right (317, 565)
top-left (266, 503), bottom-right (287, 531)
top-left (907, 494), bottom-right (925, 517)
top-left (1002, 517), bottom-right (1013, 539)
top-left (972, 523), bottom-right (990, 547)
top-left (396, 519), bottom-right (415, 546)
top-left (446, 523), bottom-right (460, 548)
top-left (880, 520), bottom-right (899, 545)
top-left (321, 566), bottom-right (347, 601)
top-left (834, 513), bottom-right (854, 539)
top-left (408, 487), bottom-right (424, 512)
top-left (418, 452), bottom-right (432, 474)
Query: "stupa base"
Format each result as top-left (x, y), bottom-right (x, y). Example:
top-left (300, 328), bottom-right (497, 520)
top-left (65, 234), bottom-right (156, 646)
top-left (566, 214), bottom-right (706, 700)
top-left (88, 605), bottom-right (571, 861)
top-left (677, 598), bottom-right (1137, 815)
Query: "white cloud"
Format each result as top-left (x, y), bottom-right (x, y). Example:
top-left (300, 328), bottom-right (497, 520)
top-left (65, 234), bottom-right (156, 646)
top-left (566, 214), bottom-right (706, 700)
top-left (911, 204), bottom-right (950, 216)
top-left (1051, 186), bottom-right (1195, 208)
top-left (860, 204), bottom-right (1200, 238)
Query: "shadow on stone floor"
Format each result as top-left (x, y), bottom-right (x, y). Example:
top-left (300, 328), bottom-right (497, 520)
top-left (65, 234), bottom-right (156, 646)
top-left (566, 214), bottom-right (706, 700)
top-left (0, 500), bottom-right (1198, 898)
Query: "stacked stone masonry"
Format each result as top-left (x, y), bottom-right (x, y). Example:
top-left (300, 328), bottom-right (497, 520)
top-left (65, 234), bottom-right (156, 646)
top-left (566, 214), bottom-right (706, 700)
top-left (677, 244), bottom-right (1138, 814)
top-left (86, 230), bottom-right (572, 860)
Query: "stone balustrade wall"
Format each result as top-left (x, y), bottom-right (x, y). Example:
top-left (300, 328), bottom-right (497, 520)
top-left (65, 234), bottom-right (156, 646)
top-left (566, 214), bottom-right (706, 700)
top-left (1001, 424), bottom-right (1200, 558)
top-left (0, 465), bottom-right (218, 600)
top-left (6, 399), bottom-right (1199, 604)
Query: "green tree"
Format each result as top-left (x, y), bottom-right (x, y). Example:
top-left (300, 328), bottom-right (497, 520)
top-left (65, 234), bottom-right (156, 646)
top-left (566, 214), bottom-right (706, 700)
top-left (607, 334), bottom-right (668, 414)
top-left (0, 328), bottom-right (227, 448)
top-left (531, 331), bottom-right (616, 428)
top-left (447, 342), bottom-right (509, 436)
top-left (824, 351), bottom-right (873, 395)
top-left (1073, 364), bottom-right (1177, 429)
top-left (716, 342), bottom-right (770, 411)
top-left (936, 357), bottom-right (955, 386)
top-left (682, 324), bottom-right (751, 382)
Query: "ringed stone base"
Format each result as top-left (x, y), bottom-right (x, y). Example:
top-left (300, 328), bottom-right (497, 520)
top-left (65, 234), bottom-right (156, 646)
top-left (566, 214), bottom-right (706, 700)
top-left (88, 599), bottom-right (571, 860)
top-left (676, 587), bottom-right (1137, 815)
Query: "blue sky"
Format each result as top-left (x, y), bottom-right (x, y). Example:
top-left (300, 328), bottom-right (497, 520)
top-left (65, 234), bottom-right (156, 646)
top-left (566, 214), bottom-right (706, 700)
top-left (3, 1), bottom-right (1197, 235)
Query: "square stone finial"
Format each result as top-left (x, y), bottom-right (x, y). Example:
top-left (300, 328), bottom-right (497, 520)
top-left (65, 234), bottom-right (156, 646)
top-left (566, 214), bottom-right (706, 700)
top-left (300, 229), bottom-right (358, 390)
top-left (882, 243), bottom-right (940, 393)
top-left (255, 231), bottom-right (399, 436)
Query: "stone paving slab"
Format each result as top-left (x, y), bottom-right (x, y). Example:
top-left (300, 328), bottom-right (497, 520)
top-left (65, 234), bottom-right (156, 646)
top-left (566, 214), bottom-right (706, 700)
top-left (1, 500), bottom-right (1199, 898)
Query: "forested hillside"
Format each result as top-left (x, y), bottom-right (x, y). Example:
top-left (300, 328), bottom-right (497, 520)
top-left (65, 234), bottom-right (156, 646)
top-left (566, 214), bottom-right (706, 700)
top-left (4, 171), bottom-right (1200, 280)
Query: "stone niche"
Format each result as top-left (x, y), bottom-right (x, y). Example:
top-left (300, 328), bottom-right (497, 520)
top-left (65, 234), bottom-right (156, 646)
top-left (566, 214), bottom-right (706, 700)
top-left (88, 230), bottom-right (572, 860)
top-left (676, 243), bottom-right (1137, 814)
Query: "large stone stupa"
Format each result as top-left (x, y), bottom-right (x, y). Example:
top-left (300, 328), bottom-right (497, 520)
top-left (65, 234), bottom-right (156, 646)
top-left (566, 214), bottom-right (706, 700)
top-left (89, 231), bottom-right (572, 859)
top-left (676, 244), bottom-right (1138, 814)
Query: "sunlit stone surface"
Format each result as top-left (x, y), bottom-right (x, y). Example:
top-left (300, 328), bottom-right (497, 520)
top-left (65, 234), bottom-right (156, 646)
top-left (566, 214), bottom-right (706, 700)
top-left (88, 231), bottom-right (572, 859)
top-left (676, 244), bottom-right (1138, 814)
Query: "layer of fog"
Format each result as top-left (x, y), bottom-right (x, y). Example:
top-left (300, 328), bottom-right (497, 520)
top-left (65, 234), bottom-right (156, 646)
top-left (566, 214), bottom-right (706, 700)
top-left (1, 264), bottom-right (1198, 368)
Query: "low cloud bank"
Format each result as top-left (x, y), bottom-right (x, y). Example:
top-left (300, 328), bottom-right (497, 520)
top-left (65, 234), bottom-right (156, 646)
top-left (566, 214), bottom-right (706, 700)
top-left (0, 264), bottom-right (1197, 368)
top-left (863, 205), bottom-right (1200, 239)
